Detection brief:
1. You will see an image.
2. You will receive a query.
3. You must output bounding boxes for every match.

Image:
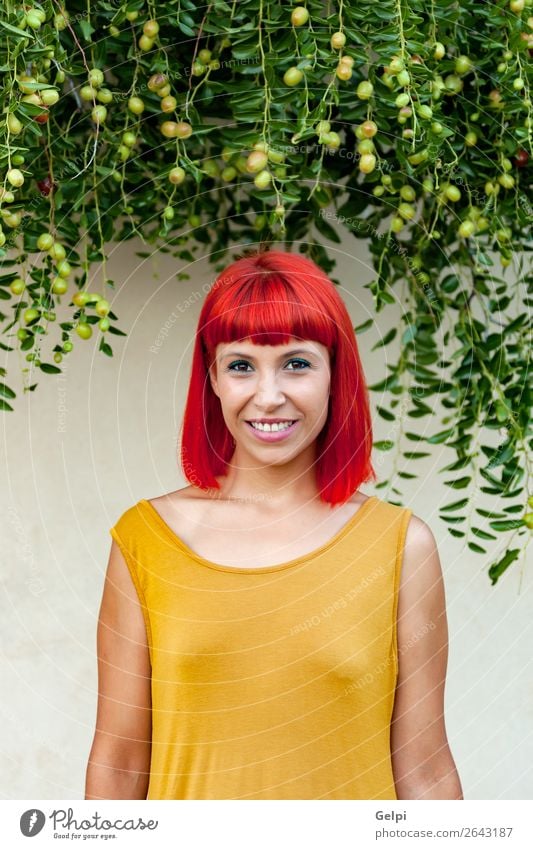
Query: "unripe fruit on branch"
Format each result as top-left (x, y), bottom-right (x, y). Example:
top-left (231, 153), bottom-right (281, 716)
top-left (398, 202), bottom-right (415, 220)
top-left (360, 120), bottom-right (378, 138)
top-left (458, 219), bottom-right (476, 238)
top-left (357, 139), bottom-right (375, 155)
top-left (291, 7), bottom-right (309, 26)
top-left (80, 85), bottom-right (96, 101)
top-left (400, 185), bottom-right (416, 202)
top-left (37, 233), bottom-right (54, 251)
top-left (76, 323), bottom-right (92, 340)
top-left (72, 292), bottom-right (91, 307)
top-left (359, 153), bottom-right (377, 174)
top-left (54, 11), bottom-right (69, 30)
top-left (254, 170), bottom-right (272, 189)
top-left (7, 169), bottom-right (24, 187)
top-left (97, 88), bottom-right (113, 104)
top-left (160, 96), bottom-right (177, 113)
top-left (148, 74), bottom-right (168, 91)
top-left (336, 63), bottom-right (352, 80)
top-left (143, 19), bottom-right (159, 37)
top-left (7, 114), bottom-right (23, 135)
top-left (160, 121), bottom-right (177, 138)
top-left (175, 121), bottom-right (192, 138)
top-left (138, 35), bottom-right (154, 51)
top-left (324, 131), bottom-right (340, 149)
top-left (246, 151), bottom-right (269, 172)
top-left (122, 131), bottom-right (137, 147)
top-left (52, 277), bottom-right (68, 294)
top-left (40, 89), bottom-right (59, 106)
top-left (169, 166), bottom-right (186, 185)
top-left (397, 69), bottom-right (410, 87)
top-left (24, 308), bottom-right (40, 324)
top-left (10, 278), bottom-right (25, 295)
top-left (221, 166), bottom-right (237, 181)
top-left (95, 299), bottom-right (110, 317)
top-left (454, 55), bottom-right (473, 75)
top-left (128, 96), bottom-right (145, 114)
top-left (283, 67), bottom-right (304, 86)
top-left (91, 105), bottom-right (107, 124)
top-left (356, 80), bottom-right (374, 100)
top-left (56, 261), bottom-right (72, 279)
top-left (444, 184), bottom-right (461, 201)
top-left (49, 243), bottom-right (66, 261)
top-left (498, 173), bottom-right (515, 188)
top-left (330, 31), bottom-right (346, 49)
top-left (88, 68), bottom-right (104, 88)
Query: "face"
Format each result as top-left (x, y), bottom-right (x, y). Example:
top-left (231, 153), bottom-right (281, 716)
top-left (208, 338), bottom-right (331, 462)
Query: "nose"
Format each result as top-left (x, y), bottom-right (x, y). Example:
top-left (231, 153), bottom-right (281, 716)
top-left (253, 369), bottom-right (286, 408)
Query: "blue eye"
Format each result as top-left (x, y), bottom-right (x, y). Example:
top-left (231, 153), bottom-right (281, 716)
top-left (226, 358), bottom-right (311, 373)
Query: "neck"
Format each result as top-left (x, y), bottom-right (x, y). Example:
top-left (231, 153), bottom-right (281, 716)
top-left (211, 445), bottom-right (322, 509)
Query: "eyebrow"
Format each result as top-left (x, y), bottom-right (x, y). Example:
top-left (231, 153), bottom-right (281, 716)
top-left (220, 348), bottom-right (317, 361)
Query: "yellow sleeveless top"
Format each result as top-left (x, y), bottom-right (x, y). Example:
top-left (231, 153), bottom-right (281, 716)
top-left (109, 494), bottom-right (412, 800)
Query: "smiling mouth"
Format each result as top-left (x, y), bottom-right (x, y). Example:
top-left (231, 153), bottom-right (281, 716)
top-left (246, 420), bottom-right (297, 432)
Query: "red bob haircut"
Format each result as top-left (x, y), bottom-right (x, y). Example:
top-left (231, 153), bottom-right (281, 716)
top-left (179, 248), bottom-right (376, 506)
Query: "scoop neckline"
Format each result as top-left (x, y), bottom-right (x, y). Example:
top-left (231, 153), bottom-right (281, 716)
top-left (139, 495), bottom-right (378, 574)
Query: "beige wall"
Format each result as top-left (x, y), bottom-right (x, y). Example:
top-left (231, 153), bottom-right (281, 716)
top-left (1, 233), bottom-right (531, 799)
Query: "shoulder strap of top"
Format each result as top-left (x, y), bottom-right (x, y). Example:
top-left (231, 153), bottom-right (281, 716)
top-left (109, 502), bottom-right (153, 664)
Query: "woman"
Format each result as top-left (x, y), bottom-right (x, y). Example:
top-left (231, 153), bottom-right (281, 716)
top-left (85, 248), bottom-right (463, 800)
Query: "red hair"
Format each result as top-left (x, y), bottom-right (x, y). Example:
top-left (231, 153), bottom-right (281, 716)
top-left (179, 249), bottom-right (376, 505)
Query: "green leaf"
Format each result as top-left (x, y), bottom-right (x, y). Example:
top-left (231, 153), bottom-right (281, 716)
top-left (0, 20), bottom-right (34, 38)
top-left (440, 499), bottom-right (470, 512)
top-left (427, 428), bottom-right (455, 444)
top-left (468, 541), bottom-right (487, 554)
top-left (39, 363), bottom-right (62, 374)
top-left (443, 476), bottom-right (471, 489)
top-left (0, 398), bottom-right (14, 411)
top-left (489, 549), bottom-right (520, 584)
top-left (488, 519), bottom-right (525, 532)
top-left (0, 382), bottom-right (16, 399)
top-left (373, 440), bottom-right (395, 450)
top-left (376, 406), bottom-right (395, 421)
top-left (471, 527), bottom-right (497, 541)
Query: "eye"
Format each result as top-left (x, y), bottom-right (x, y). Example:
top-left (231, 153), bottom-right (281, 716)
top-left (226, 360), bottom-right (252, 372)
top-left (285, 358), bottom-right (311, 370)
top-left (225, 358), bottom-right (312, 373)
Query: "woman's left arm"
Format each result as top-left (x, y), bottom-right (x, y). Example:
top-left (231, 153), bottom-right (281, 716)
top-left (390, 514), bottom-right (464, 800)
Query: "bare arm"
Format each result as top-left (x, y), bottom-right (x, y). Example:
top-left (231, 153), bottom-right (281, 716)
top-left (391, 515), bottom-right (463, 800)
top-left (85, 539), bottom-right (152, 800)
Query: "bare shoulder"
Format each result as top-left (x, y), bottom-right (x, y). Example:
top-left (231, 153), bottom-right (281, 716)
top-left (399, 512), bottom-right (447, 629)
top-left (148, 485), bottom-right (200, 507)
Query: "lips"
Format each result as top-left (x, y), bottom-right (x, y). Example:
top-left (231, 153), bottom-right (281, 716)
top-left (245, 419), bottom-right (299, 442)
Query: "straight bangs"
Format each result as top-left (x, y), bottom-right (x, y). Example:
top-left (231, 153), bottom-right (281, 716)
top-left (201, 270), bottom-right (337, 365)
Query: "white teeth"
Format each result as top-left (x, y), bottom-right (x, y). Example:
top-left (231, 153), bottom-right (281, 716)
top-left (250, 420), bottom-right (295, 432)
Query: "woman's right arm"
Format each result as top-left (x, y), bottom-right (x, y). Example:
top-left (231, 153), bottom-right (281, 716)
top-left (85, 539), bottom-right (152, 800)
